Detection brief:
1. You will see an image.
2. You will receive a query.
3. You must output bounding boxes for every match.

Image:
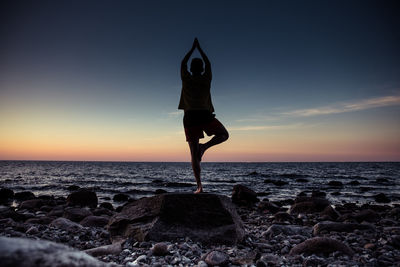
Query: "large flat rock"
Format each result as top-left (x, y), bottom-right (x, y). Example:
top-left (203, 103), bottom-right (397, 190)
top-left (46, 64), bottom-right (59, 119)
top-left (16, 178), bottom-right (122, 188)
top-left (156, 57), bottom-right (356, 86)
top-left (108, 193), bottom-right (245, 245)
top-left (0, 236), bottom-right (111, 267)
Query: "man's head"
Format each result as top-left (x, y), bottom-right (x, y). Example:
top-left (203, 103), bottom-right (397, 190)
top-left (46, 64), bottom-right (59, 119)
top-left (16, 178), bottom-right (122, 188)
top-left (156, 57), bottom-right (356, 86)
top-left (190, 58), bottom-right (204, 75)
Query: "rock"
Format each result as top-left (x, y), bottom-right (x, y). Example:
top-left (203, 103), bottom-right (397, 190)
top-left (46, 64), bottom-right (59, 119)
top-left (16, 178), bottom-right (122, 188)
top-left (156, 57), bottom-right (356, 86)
top-left (113, 193), bottom-right (129, 202)
top-left (263, 179), bottom-right (288, 186)
top-left (257, 254), bottom-right (282, 266)
top-left (302, 255), bottom-right (327, 267)
top-left (155, 189), bottom-right (167, 194)
top-left (66, 189), bottom-right (98, 208)
top-left (289, 237), bottom-right (354, 256)
top-left (0, 236), bottom-right (111, 266)
top-left (204, 251), bottom-right (229, 266)
top-left (63, 207), bottom-right (92, 222)
top-left (390, 235), bottom-right (400, 249)
top-left (328, 181), bottom-right (343, 187)
top-left (26, 226), bottom-right (39, 235)
top-left (85, 240), bottom-right (124, 257)
top-left (100, 202), bottom-right (114, 211)
top-left (348, 180), bottom-right (361, 186)
top-left (289, 197), bottom-right (330, 214)
top-left (364, 243), bottom-right (376, 249)
top-left (257, 200), bottom-right (280, 213)
top-left (80, 215), bottom-right (109, 227)
top-left (48, 206), bottom-right (64, 217)
top-left (108, 193), bottom-right (245, 245)
top-left (313, 222), bottom-right (375, 235)
top-left (151, 242), bottom-right (169, 256)
top-left (273, 212), bottom-right (295, 223)
top-left (25, 216), bottom-right (55, 225)
top-left (14, 191), bottom-right (35, 201)
top-left (0, 188), bottom-right (14, 203)
top-left (374, 193), bottom-right (390, 203)
top-left (0, 206), bottom-right (26, 221)
top-left (50, 217), bottom-right (84, 232)
top-left (353, 209), bottom-right (378, 223)
top-left (311, 191), bottom-right (326, 198)
top-left (376, 178), bottom-right (390, 184)
top-left (19, 199), bottom-right (44, 210)
top-left (263, 224), bottom-right (312, 239)
top-left (320, 205), bottom-right (340, 220)
top-left (67, 185), bottom-right (80, 191)
top-left (197, 261), bottom-right (208, 267)
top-left (232, 184), bottom-right (259, 205)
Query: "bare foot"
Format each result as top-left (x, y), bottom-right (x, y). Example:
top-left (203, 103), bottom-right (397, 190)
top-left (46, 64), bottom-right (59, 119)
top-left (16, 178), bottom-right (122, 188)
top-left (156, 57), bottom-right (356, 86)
top-left (198, 144), bottom-right (206, 162)
top-left (194, 187), bottom-right (203, 194)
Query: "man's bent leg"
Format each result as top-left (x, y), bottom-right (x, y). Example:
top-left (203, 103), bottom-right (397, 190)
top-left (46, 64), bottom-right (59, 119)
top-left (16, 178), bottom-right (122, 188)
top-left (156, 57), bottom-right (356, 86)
top-left (188, 140), bottom-right (203, 193)
top-left (200, 123), bottom-right (229, 160)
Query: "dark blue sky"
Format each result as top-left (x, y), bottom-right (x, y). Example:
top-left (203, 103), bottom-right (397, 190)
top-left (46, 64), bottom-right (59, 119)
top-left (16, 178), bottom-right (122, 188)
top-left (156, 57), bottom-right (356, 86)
top-left (1, 0), bottom-right (399, 161)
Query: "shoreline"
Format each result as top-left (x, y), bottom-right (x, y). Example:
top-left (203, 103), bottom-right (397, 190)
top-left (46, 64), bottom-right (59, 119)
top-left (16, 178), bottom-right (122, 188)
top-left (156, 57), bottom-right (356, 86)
top-left (1, 186), bottom-right (400, 266)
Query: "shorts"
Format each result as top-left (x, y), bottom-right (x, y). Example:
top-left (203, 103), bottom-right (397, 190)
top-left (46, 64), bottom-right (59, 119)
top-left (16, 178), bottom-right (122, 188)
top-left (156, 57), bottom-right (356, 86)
top-left (183, 110), bottom-right (225, 142)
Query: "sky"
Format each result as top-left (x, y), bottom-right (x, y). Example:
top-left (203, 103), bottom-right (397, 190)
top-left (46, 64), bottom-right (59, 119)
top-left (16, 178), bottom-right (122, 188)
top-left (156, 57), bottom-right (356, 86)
top-left (1, 0), bottom-right (399, 162)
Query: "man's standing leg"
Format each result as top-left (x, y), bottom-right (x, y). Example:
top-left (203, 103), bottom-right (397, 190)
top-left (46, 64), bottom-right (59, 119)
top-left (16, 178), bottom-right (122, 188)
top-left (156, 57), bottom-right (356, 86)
top-left (188, 140), bottom-right (203, 193)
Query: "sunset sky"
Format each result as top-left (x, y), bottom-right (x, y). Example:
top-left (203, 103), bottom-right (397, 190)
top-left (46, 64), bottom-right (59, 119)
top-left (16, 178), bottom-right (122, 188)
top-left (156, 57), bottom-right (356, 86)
top-left (1, 0), bottom-right (399, 162)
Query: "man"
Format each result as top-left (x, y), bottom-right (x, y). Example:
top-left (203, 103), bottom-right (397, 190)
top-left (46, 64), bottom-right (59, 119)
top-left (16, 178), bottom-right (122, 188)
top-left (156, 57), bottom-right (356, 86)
top-left (178, 38), bottom-right (229, 193)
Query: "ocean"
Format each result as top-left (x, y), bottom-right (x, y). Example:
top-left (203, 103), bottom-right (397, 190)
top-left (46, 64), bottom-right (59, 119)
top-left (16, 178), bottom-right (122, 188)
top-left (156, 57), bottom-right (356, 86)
top-left (1, 161), bottom-right (399, 206)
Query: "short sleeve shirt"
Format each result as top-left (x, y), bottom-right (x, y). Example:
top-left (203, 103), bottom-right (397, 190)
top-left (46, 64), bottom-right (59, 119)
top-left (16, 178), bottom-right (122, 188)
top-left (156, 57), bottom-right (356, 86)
top-left (178, 71), bottom-right (215, 113)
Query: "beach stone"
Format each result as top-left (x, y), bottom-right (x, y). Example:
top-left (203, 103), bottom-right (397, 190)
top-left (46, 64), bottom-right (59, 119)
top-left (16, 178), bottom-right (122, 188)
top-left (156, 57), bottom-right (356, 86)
top-left (263, 224), bottom-right (312, 239)
top-left (320, 205), bottom-right (340, 220)
top-left (289, 197), bottom-right (330, 214)
top-left (66, 189), bottom-right (98, 208)
top-left (328, 181), bottom-right (343, 187)
top-left (63, 207), bottom-right (92, 222)
top-left (289, 237), bottom-right (354, 256)
top-left (302, 255), bottom-right (327, 267)
top-left (311, 191), bottom-right (326, 198)
top-left (374, 193), bottom-right (390, 203)
top-left (85, 240), bottom-right (124, 257)
top-left (155, 189), bottom-right (167, 194)
top-left (364, 243), bottom-right (376, 249)
top-left (257, 254), bottom-right (282, 266)
top-left (151, 242), bottom-right (169, 256)
top-left (80, 215), bottom-right (109, 227)
top-left (25, 216), bottom-right (55, 225)
top-left (14, 191), bottom-right (35, 201)
top-left (50, 217), bottom-right (83, 232)
top-left (0, 188), bottom-right (14, 203)
top-left (67, 185), bottom-right (80, 191)
top-left (48, 206), bottom-right (64, 217)
top-left (100, 202), bottom-right (114, 211)
top-left (313, 221), bottom-right (375, 235)
top-left (264, 179), bottom-right (288, 186)
top-left (348, 180), bottom-right (361, 186)
top-left (0, 207), bottom-right (26, 222)
top-left (353, 209), bottom-right (378, 223)
top-left (273, 212), bottom-right (295, 223)
top-left (0, 236), bottom-right (110, 267)
top-left (390, 235), bottom-right (400, 249)
top-left (19, 199), bottom-right (44, 210)
top-left (26, 226), bottom-right (39, 235)
top-left (232, 184), bottom-right (259, 205)
top-left (204, 251), bottom-right (229, 266)
top-left (108, 193), bottom-right (245, 245)
top-left (113, 193), bottom-right (129, 202)
top-left (257, 200), bottom-right (280, 213)
top-left (92, 207), bottom-right (114, 217)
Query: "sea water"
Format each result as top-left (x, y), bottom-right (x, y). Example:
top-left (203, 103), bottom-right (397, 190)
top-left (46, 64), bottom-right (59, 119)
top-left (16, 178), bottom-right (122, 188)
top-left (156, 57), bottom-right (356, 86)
top-left (0, 161), bottom-right (399, 205)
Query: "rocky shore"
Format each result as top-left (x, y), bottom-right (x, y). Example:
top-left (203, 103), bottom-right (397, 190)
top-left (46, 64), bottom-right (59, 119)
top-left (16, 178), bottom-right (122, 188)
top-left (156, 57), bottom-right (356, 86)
top-left (1, 185), bottom-right (400, 266)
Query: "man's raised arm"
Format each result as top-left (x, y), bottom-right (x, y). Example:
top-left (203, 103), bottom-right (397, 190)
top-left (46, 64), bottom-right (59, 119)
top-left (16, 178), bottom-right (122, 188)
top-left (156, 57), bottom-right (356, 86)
top-left (181, 40), bottom-right (196, 78)
top-left (196, 40), bottom-right (212, 80)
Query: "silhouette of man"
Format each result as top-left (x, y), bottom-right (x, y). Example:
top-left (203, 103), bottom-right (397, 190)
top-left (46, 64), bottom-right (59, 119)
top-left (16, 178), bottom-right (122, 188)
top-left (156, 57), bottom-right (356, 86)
top-left (179, 38), bottom-right (229, 193)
